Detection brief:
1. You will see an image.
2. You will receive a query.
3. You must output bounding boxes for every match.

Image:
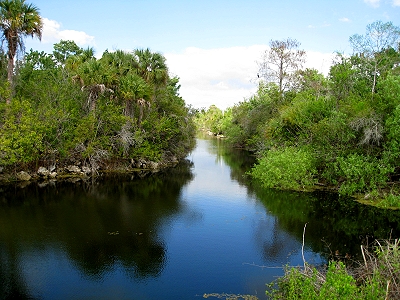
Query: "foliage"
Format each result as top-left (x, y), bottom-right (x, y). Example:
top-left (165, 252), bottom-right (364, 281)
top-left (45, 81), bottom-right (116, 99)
top-left (0, 98), bottom-right (45, 165)
top-left (250, 147), bottom-right (317, 191)
top-left (349, 21), bottom-right (400, 96)
top-left (0, 39), bottom-right (195, 171)
top-left (0, 0), bottom-right (43, 101)
top-left (383, 104), bottom-right (400, 166)
top-left (267, 262), bottom-right (360, 299)
top-left (267, 239), bottom-right (400, 299)
top-left (330, 154), bottom-right (393, 196)
top-left (259, 38), bottom-right (306, 94)
top-left (206, 20), bottom-right (400, 200)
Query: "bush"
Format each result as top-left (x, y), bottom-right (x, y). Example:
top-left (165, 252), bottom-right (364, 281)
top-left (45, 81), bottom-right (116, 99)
top-left (0, 99), bottom-right (45, 165)
top-left (333, 154), bottom-right (393, 196)
top-left (267, 239), bottom-right (400, 299)
top-left (267, 262), bottom-right (359, 299)
top-left (250, 147), bottom-right (317, 191)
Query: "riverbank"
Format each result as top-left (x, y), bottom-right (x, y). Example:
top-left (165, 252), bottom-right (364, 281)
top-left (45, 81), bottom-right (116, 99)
top-left (267, 238), bottom-right (400, 299)
top-left (0, 155), bottom-right (182, 185)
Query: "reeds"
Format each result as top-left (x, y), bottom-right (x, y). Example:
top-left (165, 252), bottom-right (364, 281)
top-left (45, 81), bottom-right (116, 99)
top-left (268, 235), bottom-right (400, 299)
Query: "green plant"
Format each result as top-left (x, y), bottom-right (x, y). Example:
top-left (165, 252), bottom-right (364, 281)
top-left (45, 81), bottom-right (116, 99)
top-left (334, 154), bottom-right (393, 196)
top-left (0, 98), bottom-right (45, 165)
top-left (250, 147), bottom-right (317, 191)
top-left (267, 262), bottom-right (359, 300)
top-left (267, 239), bottom-right (400, 299)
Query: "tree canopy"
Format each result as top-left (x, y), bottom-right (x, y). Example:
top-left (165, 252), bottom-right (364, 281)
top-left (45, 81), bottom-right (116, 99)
top-left (0, 40), bottom-right (196, 174)
top-left (0, 0), bottom-right (42, 103)
top-left (196, 21), bottom-right (400, 207)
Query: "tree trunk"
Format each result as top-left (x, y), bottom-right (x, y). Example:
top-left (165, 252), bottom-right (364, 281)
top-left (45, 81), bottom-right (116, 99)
top-left (371, 62), bottom-right (377, 100)
top-left (6, 54), bottom-right (14, 105)
top-left (137, 98), bottom-right (146, 127)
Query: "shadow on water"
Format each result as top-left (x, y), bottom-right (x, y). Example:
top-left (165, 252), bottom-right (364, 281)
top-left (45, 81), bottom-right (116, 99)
top-left (1, 136), bottom-right (400, 299)
top-left (207, 136), bottom-right (400, 263)
top-left (0, 160), bottom-right (194, 299)
top-left (251, 188), bottom-right (400, 262)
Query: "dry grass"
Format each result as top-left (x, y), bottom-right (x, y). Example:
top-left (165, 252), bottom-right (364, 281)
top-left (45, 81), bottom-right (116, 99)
top-left (356, 239), bottom-right (400, 299)
top-left (296, 238), bottom-right (400, 299)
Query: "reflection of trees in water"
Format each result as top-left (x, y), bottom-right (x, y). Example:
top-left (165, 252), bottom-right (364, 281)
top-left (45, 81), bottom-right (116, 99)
top-left (253, 217), bottom-right (300, 264)
top-left (0, 160), bottom-right (193, 289)
top-left (251, 187), bottom-right (400, 262)
top-left (203, 136), bottom-right (400, 263)
top-left (205, 136), bottom-right (256, 186)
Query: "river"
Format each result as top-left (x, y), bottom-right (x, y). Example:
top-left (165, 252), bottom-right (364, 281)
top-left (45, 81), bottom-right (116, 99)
top-left (1, 136), bottom-right (400, 299)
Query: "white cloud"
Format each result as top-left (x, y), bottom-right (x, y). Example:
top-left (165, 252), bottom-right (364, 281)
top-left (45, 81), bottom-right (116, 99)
top-left (339, 17), bottom-right (351, 22)
top-left (165, 46), bottom-right (264, 110)
top-left (304, 51), bottom-right (336, 76)
top-left (364, 0), bottom-right (381, 7)
top-left (393, 0), bottom-right (400, 6)
top-left (165, 46), bottom-right (335, 111)
top-left (41, 18), bottom-right (95, 46)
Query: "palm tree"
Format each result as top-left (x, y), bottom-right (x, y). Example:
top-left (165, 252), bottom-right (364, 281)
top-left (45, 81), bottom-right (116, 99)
top-left (119, 72), bottom-right (151, 122)
top-left (133, 48), bottom-right (169, 101)
top-left (0, 0), bottom-right (42, 103)
top-left (76, 59), bottom-right (114, 113)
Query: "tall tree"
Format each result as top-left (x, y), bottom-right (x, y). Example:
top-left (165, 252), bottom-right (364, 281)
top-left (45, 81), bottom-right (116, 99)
top-left (76, 59), bottom-right (114, 113)
top-left (349, 21), bottom-right (400, 97)
top-left (259, 38), bottom-right (306, 95)
top-left (119, 72), bottom-right (151, 124)
top-left (53, 40), bottom-right (83, 65)
top-left (133, 48), bottom-right (168, 101)
top-left (0, 0), bottom-right (42, 103)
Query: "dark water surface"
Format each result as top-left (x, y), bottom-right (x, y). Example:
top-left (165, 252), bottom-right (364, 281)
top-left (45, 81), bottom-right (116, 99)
top-left (1, 137), bottom-right (400, 299)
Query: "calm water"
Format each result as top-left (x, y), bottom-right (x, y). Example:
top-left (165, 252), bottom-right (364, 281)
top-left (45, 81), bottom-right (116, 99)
top-left (1, 137), bottom-right (400, 299)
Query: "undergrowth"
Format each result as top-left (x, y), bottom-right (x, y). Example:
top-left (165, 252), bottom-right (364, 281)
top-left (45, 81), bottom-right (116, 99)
top-left (266, 239), bottom-right (400, 299)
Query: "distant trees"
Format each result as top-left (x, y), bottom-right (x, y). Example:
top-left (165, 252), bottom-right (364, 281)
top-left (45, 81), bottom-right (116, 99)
top-left (0, 0), bottom-right (42, 103)
top-left (259, 38), bottom-right (306, 95)
top-left (349, 21), bottom-right (400, 97)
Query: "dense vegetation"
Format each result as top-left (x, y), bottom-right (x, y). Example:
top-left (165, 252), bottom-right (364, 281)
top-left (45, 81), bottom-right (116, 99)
top-left (0, 39), bottom-right (196, 175)
top-left (195, 21), bottom-right (400, 207)
top-left (267, 239), bottom-right (400, 299)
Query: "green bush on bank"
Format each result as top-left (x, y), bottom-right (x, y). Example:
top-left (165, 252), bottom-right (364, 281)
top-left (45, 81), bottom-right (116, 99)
top-left (332, 154), bottom-right (393, 196)
top-left (267, 239), bottom-right (400, 299)
top-left (250, 147), bottom-right (317, 191)
top-left (0, 98), bottom-right (45, 165)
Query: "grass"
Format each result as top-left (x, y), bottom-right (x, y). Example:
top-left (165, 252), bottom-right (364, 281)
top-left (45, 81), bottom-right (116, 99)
top-left (266, 239), bottom-right (400, 299)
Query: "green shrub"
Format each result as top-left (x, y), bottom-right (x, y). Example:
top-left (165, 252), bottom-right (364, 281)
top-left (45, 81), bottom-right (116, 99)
top-left (383, 105), bottom-right (400, 166)
top-left (0, 99), bottom-right (45, 165)
top-left (333, 154), bottom-right (393, 196)
top-left (267, 261), bottom-right (378, 300)
top-left (250, 147), bottom-right (317, 191)
top-left (267, 238), bottom-right (400, 300)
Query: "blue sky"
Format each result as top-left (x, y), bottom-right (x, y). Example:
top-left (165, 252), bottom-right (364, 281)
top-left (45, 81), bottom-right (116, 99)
top-left (24, 0), bottom-right (400, 110)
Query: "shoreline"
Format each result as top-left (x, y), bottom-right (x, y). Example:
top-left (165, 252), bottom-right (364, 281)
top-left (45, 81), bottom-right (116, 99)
top-left (0, 155), bottom-right (182, 185)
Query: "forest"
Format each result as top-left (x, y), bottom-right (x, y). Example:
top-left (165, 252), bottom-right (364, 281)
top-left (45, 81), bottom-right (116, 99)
top-left (195, 21), bottom-right (400, 209)
top-left (0, 43), bottom-right (196, 178)
top-left (0, 2), bottom-right (196, 179)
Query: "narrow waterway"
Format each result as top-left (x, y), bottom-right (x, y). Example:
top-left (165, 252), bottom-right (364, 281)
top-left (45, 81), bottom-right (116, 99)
top-left (1, 136), bottom-right (400, 299)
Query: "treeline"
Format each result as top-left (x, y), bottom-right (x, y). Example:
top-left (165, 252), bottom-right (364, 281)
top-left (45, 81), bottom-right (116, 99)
top-left (195, 21), bottom-right (400, 206)
top-left (0, 40), bottom-right (196, 174)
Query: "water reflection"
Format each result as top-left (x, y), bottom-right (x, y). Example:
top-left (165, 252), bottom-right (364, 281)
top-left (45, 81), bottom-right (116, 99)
top-left (208, 136), bottom-right (400, 262)
top-left (0, 137), bottom-right (400, 299)
top-left (0, 161), bottom-right (194, 298)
